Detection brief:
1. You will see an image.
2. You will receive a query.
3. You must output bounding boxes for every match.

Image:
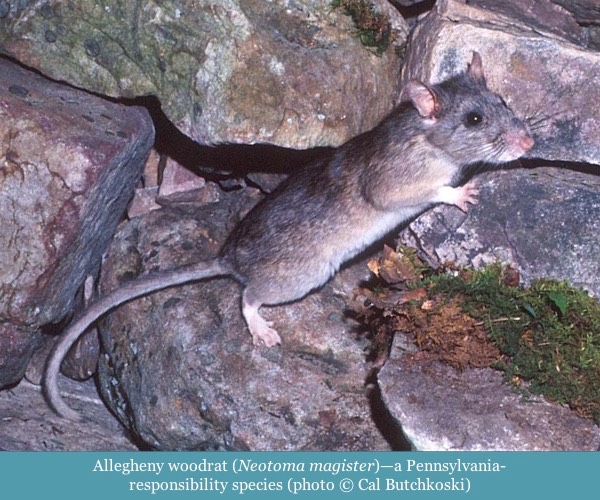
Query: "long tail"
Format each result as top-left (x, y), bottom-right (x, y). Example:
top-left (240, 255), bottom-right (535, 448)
top-left (44, 258), bottom-right (229, 420)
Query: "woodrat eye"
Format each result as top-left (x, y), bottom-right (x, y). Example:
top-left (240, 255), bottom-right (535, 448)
top-left (464, 111), bottom-right (483, 127)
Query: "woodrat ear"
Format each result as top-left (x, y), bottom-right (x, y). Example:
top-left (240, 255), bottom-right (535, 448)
top-left (467, 52), bottom-right (486, 84)
top-left (404, 80), bottom-right (439, 119)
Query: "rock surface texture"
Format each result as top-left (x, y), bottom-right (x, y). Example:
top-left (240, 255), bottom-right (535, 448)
top-left (0, 57), bottom-right (154, 388)
top-left (0, 0), bottom-right (408, 148)
top-left (0, 377), bottom-right (137, 451)
top-left (379, 335), bottom-right (600, 451)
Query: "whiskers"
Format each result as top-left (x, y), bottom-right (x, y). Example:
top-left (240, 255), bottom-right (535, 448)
top-left (526, 107), bottom-right (572, 134)
top-left (523, 83), bottom-right (576, 134)
top-left (463, 137), bottom-right (530, 176)
top-left (448, 140), bottom-right (515, 176)
top-left (476, 139), bottom-right (515, 165)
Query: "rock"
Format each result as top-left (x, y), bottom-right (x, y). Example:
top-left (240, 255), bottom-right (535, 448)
top-left (0, 0), bottom-right (409, 148)
top-left (379, 334), bottom-right (600, 451)
top-left (128, 187), bottom-right (162, 218)
top-left (157, 159), bottom-right (206, 202)
top-left (469, 0), bottom-right (586, 46)
top-left (0, 377), bottom-right (137, 451)
top-left (402, 0), bottom-right (600, 165)
top-left (0, 56), bottom-right (154, 387)
top-left (394, 0), bottom-right (430, 6)
top-left (400, 167), bottom-right (600, 296)
top-left (551, 0), bottom-right (600, 50)
top-left (552, 0), bottom-right (600, 25)
top-left (94, 190), bottom-right (387, 450)
top-left (157, 158), bottom-right (221, 205)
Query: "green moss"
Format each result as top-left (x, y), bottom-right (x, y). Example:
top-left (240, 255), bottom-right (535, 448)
top-left (332, 0), bottom-right (392, 55)
top-left (420, 264), bottom-right (600, 423)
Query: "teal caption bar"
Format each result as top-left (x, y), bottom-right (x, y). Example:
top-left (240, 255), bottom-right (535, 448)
top-left (1, 452), bottom-right (597, 499)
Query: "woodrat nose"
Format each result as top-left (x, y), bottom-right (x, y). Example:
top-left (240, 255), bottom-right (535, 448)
top-left (504, 130), bottom-right (534, 153)
top-left (519, 133), bottom-right (534, 152)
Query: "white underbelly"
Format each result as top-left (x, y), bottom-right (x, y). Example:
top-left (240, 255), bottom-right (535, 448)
top-left (330, 205), bottom-right (423, 270)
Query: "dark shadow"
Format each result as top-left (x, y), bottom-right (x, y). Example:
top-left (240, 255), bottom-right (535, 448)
top-left (392, 0), bottom-right (437, 19)
top-left (367, 372), bottom-right (413, 451)
top-left (459, 157), bottom-right (600, 185)
top-left (518, 158), bottom-right (600, 176)
top-left (131, 96), bottom-right (334, 184)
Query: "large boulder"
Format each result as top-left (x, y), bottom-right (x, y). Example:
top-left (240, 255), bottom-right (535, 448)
top-left (0, 0), bottom-right (409, 148)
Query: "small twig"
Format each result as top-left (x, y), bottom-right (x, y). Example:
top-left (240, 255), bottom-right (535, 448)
top-left (475, 316), bottom-right (522, 326)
